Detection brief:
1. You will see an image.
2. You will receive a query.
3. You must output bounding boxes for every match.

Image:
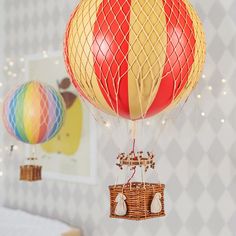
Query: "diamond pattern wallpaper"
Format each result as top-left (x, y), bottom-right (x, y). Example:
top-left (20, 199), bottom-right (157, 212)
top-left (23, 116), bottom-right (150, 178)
top-left (1, 0), bottom-right (236, 236)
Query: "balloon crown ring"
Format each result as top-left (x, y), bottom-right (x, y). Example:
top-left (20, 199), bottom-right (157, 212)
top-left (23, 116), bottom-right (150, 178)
top-left (116, 151), bottom-right (155, 172)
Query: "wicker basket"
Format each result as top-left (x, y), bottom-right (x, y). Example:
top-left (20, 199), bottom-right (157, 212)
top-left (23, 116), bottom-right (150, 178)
top-left (20, 165), bottom-right (42, 181)
top-left (109, 182), bottom-right (165, 220)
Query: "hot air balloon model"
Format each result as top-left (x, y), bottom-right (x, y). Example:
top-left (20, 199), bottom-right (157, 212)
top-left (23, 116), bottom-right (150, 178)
top-left (64, 0), bottom-right (206, 220)
top-left (2, 81), bottom-right (65, 181)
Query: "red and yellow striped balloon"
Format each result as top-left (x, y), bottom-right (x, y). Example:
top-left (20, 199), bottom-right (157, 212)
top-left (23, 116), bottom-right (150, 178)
top-left (64, 0), bottom-right (206, 120)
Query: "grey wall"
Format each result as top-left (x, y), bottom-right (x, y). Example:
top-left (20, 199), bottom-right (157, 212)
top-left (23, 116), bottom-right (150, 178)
top-left (1, 0), bottom-right (236, 236)
top-left (0, 0), bottom-right (5, 205)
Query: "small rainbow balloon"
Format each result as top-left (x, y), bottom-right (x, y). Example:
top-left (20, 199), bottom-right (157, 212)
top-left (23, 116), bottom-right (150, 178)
top-left (2, 81), bottom-right (65, 144)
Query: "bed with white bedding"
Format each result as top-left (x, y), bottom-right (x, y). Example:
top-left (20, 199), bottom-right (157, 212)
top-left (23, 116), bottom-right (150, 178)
top-left (0, 207), bottom-right (80, 236)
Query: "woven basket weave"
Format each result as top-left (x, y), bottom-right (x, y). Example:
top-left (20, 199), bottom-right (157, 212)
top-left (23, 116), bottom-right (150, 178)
top-left (20, 165), bottom-right (42, 181)
top-left (109, 182), bottom-right (165, 220)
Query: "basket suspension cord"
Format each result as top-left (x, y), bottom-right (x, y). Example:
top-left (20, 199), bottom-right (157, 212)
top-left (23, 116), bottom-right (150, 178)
top-left (141, 165), bottom-right (146, 188)
top-left (132, 138), bottom-right (136, 154)
top-left (130, 120), bottom-right (136, 153)
top-left (127, 121), bottom-right (137, 184)
top-left (155, 156), bottom-right (161, 185)
top-left (30, 145), bottom-right (37, 165)
top-left (32, 145), bottom-right (36, 158)
top-left (127, 165), bottom-right (136, 184)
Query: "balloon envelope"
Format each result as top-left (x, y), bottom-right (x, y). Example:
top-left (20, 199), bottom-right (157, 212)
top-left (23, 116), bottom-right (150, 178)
top-left (2, 81), bottom-right (65, 144)
top-left (64, 0), bottom-right (206, 120)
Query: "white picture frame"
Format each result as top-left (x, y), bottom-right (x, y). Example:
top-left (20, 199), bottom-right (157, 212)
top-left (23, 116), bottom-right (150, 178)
top-left (25, 51), bottom-right (97, 184)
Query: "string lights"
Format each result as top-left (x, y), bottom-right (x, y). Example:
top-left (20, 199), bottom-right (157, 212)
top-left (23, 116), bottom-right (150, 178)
top-left (13, 145), bottom-right (18, 150)
top-left (201, 112), bottom-right (206, 117)
top-left (54, 60), bottom-right (59, 65)
top-left (161, 120), bottom-right (166, 125)
top-left (220, 119), bottom-right (225, 124)
top-left (207, 86), bottom-right (213, 91)
top-left (9, 61), bottom-right (14, 67)
top-left (3, 144), bottom-right (22, 177)
top-left (42, 50), bottom-right (48, 58)
top-left (0, 52), bottom-right (228, 161)
top-left (104, 121), bottom-right (111, 128)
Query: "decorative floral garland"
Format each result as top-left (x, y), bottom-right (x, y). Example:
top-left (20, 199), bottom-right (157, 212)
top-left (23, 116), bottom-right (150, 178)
top-left (116, 151), bottom-right (155, 172)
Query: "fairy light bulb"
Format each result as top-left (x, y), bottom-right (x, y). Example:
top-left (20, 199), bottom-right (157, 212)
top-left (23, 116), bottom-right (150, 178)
top-left (201, 112), bottom-right (205, 117)
top-left (197, 94), bottom-right (201, 99)
top-left (146, 121), bottom-right (151, 126)
top-left (220, 119), bottom-right (225, 124)
top-left (208, 86), bottom-right (213, 91)
top-left (161, 119), bottom-right (166, 125)
top-left (104, 121), bottom-right (111, 128)
top-left (9, 61), bottom-right (14, 67)
top-left (202, 74), bottom-right (206, 79)
top-left (42, 50), bottom-right (48, 58)
top-left (221, 79), bottom-right (226, 83)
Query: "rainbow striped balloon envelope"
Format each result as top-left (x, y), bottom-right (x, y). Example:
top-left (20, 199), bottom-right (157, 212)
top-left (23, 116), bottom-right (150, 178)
top-left (64, 0), bottom-right (206, 120)
top-left (2, 81), bottom-right (65, 144)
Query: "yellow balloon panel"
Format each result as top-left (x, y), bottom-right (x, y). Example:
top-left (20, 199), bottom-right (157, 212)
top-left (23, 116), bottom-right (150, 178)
top-left (67, 0), bottom-right (115, 115)
top-left (128, 0), bottom-right (167, 120)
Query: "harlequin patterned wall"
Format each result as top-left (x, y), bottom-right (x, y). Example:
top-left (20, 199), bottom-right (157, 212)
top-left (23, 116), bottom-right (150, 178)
top-left (1, 0), bottom-right (236, 235)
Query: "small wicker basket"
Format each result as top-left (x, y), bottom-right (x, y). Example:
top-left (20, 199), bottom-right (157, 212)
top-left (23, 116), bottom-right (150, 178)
top-left (20, 157), bottom-right (42, 181)
top-left (109, 182), bottom-right (165, 220)
top-left (20, 165), bottom-right (42, 181)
